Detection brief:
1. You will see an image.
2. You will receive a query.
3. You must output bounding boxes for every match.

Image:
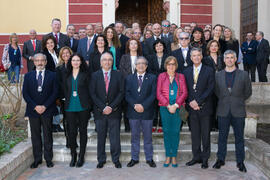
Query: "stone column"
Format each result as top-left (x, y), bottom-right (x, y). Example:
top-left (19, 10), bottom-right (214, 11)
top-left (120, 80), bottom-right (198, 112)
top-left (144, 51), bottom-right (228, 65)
top-left (258, 0), bottom-right (270, 40)
top-left (102, 0), bottom-right (115, 27)
top-left (169, 0), bottom-right (180, 26)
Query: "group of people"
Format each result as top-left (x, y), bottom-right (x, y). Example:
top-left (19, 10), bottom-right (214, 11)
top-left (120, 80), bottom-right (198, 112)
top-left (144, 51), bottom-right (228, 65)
top-left (2, 18), bottom-right (263, 172)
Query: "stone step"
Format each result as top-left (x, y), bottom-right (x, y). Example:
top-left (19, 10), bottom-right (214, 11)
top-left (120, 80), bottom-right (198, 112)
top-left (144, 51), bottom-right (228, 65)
top-left (53, 130), bottom-right (235, 146)
top-left (53, 144), bottom-right (240, 162)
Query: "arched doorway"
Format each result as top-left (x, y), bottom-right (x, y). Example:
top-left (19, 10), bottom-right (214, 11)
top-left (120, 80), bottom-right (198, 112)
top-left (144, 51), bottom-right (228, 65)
top-left (116, 0), bottom-right (166, 28)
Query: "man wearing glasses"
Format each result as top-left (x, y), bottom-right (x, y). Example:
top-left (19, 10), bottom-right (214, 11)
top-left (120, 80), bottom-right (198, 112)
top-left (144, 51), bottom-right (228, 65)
top-left (172, 32), bottom-right (193, 73)
top-left (161, 20), bottom-right (173, 43)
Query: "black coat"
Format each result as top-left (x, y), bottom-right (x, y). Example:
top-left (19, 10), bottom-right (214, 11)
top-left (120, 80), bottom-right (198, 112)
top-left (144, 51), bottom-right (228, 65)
top-left (56, 64), bottom-right (67, 99)
top-left (256, 38), bottom-right (270, 64)
top-left (147, 53), bottom-right (168, 75)
top-left (119, 34), bottom-right (129, 57)
top-left (70, 38), bottom-right (79, 53)
top-left (144, 36), bottom-right (171, 56)
top-left (43, 49), bottom-right (58, 72)
top-left (44, 32), bottom-right (70, 51)
top-left (224, 39), bottom-right (240, 58)
top-left (203, 55), bottom-right (225, 72)
top-left (89, 49), bottom-right (110, 73)
top-left (171, 47), bottom-right (193, 73)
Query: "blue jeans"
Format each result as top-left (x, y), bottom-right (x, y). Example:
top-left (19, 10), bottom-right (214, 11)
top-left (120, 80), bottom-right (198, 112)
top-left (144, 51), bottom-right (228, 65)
top-left (8, 65), bottom-right (20, 83)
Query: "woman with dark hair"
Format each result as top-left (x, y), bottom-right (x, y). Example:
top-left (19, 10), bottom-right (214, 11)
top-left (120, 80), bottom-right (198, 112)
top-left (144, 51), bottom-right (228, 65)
top-left (204, 30), bottom-right (212, 44)
top-left (64, 53), bottom-right (91, 168)
top-left (190, 27), bottom-right (207, 56)
top-left (89, 34), bottom-right (110, 73)
top-left (42, 35), bottom-right (58, 72)
top-left (104, 26), bottom-right (121, 70)
top-left (147, 39), bottom-right (169, 133)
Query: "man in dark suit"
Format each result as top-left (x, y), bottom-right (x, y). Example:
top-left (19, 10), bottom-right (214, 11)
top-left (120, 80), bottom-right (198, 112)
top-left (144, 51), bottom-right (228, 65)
top-left (184, 47), bottom-right (214, 169)
top-left (125, 57), bottom-right (157, 168)
top-left (213, 50), bottom-right (252, 173)
top-left (255, 31), bottom-right (270, 82)
top-left (66, 24), bottom-right (79, 53)
top-left (90, 52), bottom-right (124, 169)
top-left (22, 53), bottom-right (58, 169)
top-left (115, 21), bottom-right (129, 57)
top-left (144, 23), bottom-right (171, 56)
top-left (161, 20), bottom-right (173, 43)
top-left (43, 18), bottom-right (70, 51)
top-left (172, 32), bottom-right (193, 73)
top-left (77, 24), bottom-right (96, 63)
top-left (23, 29), bottom-right (42, 72)
top-left (241, 32), bottom-right (258, 82)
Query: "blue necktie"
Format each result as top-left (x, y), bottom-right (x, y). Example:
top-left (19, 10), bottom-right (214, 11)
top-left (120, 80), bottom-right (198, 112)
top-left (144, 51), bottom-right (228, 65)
top-left (38, 71), bottom-right (42, 86)
top-left (138, 75), bottom-right (143, 89)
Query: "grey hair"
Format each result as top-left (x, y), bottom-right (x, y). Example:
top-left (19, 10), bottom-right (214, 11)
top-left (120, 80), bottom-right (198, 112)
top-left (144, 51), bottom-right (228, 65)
top-left (224, 50), bottom-right (237, 59)
top-left (100, 52), bottom-right (113, 63)
top-left (190, 47), bottom-right (202, 56)
top-left (257, 31), bottom-right (264, 37)
top-left (33, 53), bottom-right (47, 61)
top-left (66, 24), bottom-right (75, 30)
top-left (135, 56), bottom-right (148, 65)
top-left (179, 32), bottom-right (190, 39)
top-left (161, 20), bottom-right (171, 26)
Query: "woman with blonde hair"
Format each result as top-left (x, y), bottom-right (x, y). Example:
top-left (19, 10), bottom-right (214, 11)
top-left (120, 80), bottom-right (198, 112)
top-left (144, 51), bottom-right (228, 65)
top-left (171, 27), bottom-right (184, 51)
top-left (124, 28), bottom-right (134, 39)
top-left (223, 26), bottom-right (240, 59)
top-left (2, 33), bottom-right (23, 83)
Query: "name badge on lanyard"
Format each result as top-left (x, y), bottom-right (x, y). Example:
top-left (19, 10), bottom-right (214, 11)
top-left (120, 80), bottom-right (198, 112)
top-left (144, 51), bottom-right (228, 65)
top-left (193, 84), bottom-right (197, 90)
top-left (184, 62), bottom-right (188, 67)
top-left (170, 89), bottom-right (174, 95)
top-left (37, 86), bottom-right (42, 92)
top-left (73, 91), bottom-right (78, 97)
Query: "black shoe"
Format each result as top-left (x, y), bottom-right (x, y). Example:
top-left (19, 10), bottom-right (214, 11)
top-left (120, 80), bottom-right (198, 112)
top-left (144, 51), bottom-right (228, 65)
top-left (96, 162), bottom-right (106, 169)
top-left (76, 155), bottom-right (85, 168)
top-left (186, 159), bottom-right (202, 166)
top-left (212, 159), bottom-right (225, 169)
top-left (70, 153), bottom-right (77, 167)
top-left (114, 161), bottom-right (122, 168)
top-left (30, 160), bottom-right (42, 169)
top-left (127, 159), bottom-right (139, 167)
top-left (237, 162), bottom-right (247, 173)
top-left (46, 161), bottom-right (54, 168)
top-left (57, 125), bottom-right (64, 132)
top-left (146, 159), bottom-right (156, 168)
top-left (52, 125), bottom-right (58, 132)
top-left (201, 160), bottom-right (209, 169)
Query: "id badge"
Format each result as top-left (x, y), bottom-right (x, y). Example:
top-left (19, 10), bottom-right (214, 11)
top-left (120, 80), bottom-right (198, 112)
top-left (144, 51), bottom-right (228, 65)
top-left (37, 86), bottom-right (42, 92)
top-left (193, 84), bottom-right (196, 90)
top-left (170, 90), bottom-right (174, 95)
top-left (184, 62), bottom-right (188, 67)
top-left (73, 91), bottom-right (78, 97)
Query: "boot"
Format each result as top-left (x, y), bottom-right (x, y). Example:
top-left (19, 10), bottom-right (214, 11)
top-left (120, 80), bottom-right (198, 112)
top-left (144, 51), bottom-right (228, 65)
top-left (69, 152), bottom-right (77, 167)
top-left (76, 152), bottom-right (85, 167)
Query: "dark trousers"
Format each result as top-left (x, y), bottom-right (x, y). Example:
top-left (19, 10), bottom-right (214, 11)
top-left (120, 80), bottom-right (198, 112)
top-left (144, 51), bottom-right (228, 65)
top-left (122, 100), bottom-right (130, 130)
top-left (211, 94), bottom-right (218, 130)
top-left (257, 60), bottom-right (268, 82)
top-left (96, 117), bottom-right (121, 163)
top-left (217, 112), bottom-right (245, 163)
top-left (189, 113), bottom-right (211, 161)
top-left (244, 63), bottom-right (256, 82)
top-left (66, 110), bottom-right (89, 155)
top-left (29, 116), bottom-right (53, 162)
top-left (153, 100), bottom-right (162, 127)
top-left (129, 119), bottom-right (153, 161)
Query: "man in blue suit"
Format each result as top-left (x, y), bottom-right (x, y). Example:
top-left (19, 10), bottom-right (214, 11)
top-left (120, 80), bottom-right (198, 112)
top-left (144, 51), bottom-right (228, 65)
top-left (23, 53), bottom-right (58, 169)
top-left (241, 32), bottom-right (258, 82)
top-left (77, 24), bottom-right (96, 63)
top-left (125, 56), bottom-right (157, 168)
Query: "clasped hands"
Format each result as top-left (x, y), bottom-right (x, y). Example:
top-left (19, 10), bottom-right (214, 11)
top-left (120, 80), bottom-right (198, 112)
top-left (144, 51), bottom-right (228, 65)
top-left (189, 100), bottom-right (200, 110)
top-left (167, 104), bottom-right (178, 114)
top-left (34, 105), bottom-right (46, 114)
top-left (134, 104), bottom-right (144, 113)
top-left (103, 106), bottom-right (112, 115)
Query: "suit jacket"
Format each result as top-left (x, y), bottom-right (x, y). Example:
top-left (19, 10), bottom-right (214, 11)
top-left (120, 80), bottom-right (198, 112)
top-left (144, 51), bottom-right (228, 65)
top-left (64, 71), bottom-right (92, 110)
top-left (224, 39), bottom-right (240, 58)
top-left (119, 54), bottom-right (137, 79)
top-left (22, 39), bottom-right (42, 71)
top-left (144, 36), bottom-right (171, 56)
top-left (22, 70), bottom-right (58, 118)
top-left (215, 69), bottom-right (252, 117)
top-left (241, 40), bottom-right (258, 65)
top-left (125, 73), bottom-right (156, 120)
top-left (44, 32), bottom-right (70, 50)
top-left (203, 55), bottom-right (225, 72)
top-left (161, 33), bottom-right (173, 43)
top-left (147, 53), bottom-right (168, 75)
top-left (90, 70), bottom-right (124, 119)
top-left (171, 47), bottom-right (193, 73)
top-left (70, 38), bottom-right (79, 53)
top-left (256, 38), bottom-right (270, 64)
top-left (89, 49), bottom-right (110, 73)
top-left (183, 64), bottom-right (215, 116)
top-left (42, 49), bottom-right (58, 72)
top-left (77, 35), bottom-right (96, 61)
top-left (119, 34), bottom-right (129, 56)
top-left (56, 64), bottom-right (67, 99)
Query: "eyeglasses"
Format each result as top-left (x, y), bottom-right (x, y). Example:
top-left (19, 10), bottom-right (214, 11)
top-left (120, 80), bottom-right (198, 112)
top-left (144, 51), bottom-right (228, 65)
top-left (162, 25), bottom-right (170, 27)
top-left (136, 62), bottom-right (147, 65)
top-left (167, 63), bottom-right (176, 66)
top-left (133, 32), bottom-right (141, 35)
top-left (180, 37), bottom-right (189, 40)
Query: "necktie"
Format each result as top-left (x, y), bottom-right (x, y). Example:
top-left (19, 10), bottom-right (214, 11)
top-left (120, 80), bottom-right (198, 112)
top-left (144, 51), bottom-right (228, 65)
top-left (70, 38), bottom-right (73, 48)
top-left (32, 40), bottom-right (36, 51)
top-left (38, 71), bottom-right (42, 86)
top-left (194, 67), bottom-right (199, 84)
top-left (55, 34), bottom-right (58, 43)
top-left (138, 75), bottom-right (143, 89)
top-left (104, 72), bottom-right (109, 93)
top-left (87, 37), bottom-right (91, 51)
top-left (182, 48), bottom-right (188, 59)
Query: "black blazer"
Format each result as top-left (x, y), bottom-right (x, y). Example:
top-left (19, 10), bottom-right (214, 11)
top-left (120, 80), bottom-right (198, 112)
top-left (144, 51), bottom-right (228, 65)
top-left (125, 73), bottom-right (156, 120)
top-left (44, 32), bottom-right (70, 50)
top-left (22, 39), bottom-right (42, 71)
top-left (224, 39), bottom-right (240, 58)
top-left (183, 64), bottom-right (215, 116)
top-left (171, 47), bottom-right (193, 73)
top-left (256, 38), bottom-right (270, 64)
top-left (42, 49), bottom-right (58, 72)
top-left (147, 53), bottom-right (168, 75)
top-left (64, 71), bottom-right (92, 110)
top-left (203, 55), bottom-right (225, 72)
top-left (144, 36), bottom-right (171, 56)
top-left (90, 70), bottom-right (124, 119)
top-left (70, 38), bottom-right (79, 53)
top-left (119, 34), bottom-right (129, 56)
top-left (119, 54), bottom-right (138, 79)
top-left (56, 64), bottom-right (67, 99)
top-left (89, 48), bottom-right (110, 73)
top-left (22, 70), bottom-right (58, 118)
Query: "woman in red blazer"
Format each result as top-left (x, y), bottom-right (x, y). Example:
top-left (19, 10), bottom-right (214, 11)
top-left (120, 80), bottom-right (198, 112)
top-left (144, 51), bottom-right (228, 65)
top-left (157, 56), bottom-right (188, 168)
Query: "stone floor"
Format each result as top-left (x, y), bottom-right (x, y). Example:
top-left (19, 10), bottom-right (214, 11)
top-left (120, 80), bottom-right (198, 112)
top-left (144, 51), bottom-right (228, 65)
top-left (17, 161), bottom-right (267, 180)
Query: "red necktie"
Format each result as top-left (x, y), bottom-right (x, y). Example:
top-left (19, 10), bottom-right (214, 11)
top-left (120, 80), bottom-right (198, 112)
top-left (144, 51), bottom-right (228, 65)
top-left (55, 34), bottom-right (58, 43)
top-left (105, 72), bottom-right (109, 93)
top-left (32, 40), bottom-right (36, 51)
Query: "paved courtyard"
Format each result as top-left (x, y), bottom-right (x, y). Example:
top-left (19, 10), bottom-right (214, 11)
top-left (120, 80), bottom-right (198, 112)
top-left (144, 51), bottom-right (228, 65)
top-left (17, 161), bottom-right (267, 180)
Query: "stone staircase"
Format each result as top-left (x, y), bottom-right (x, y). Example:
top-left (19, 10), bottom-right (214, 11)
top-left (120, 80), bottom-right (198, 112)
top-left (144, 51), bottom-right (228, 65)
top-left (52, 118), bottom-right (239, 162)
